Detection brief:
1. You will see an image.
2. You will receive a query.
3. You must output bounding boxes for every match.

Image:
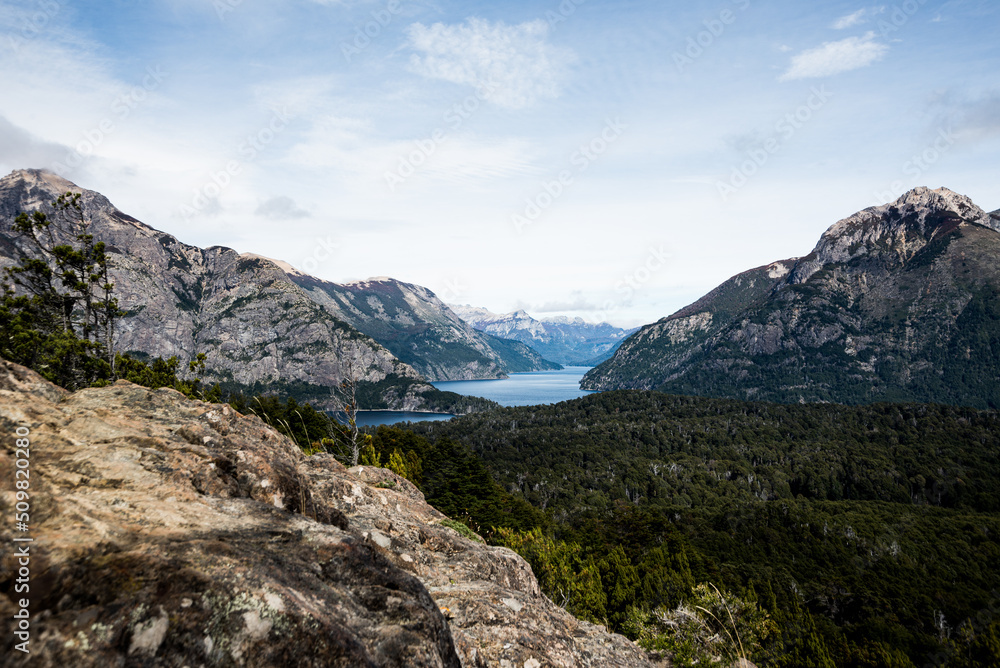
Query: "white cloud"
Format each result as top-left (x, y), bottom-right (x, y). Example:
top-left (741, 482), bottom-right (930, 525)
top-left (779, 32), bottom-right (888, 81)
top-left (832, 9), bottom-right (867, 29)
top-left (0, 115), bottom-right (72, 175)
top-left (405, 18), bottom-right (575, 109)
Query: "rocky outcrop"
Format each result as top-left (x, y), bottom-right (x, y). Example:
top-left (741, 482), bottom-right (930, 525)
top-left (584, 188), bottom-right (1000, 408)
top-left (0, 359), bottom-right (657, 667)
top-left (450, 306), bottom-right (636, 366)
top-left (787, 186), bottom-right (997, 285)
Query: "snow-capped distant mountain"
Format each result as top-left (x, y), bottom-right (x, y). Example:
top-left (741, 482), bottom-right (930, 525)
top-left (449, 305), bottom-right (637, 366)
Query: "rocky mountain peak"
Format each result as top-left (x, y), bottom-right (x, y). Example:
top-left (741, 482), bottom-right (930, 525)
top-left (3, 167), bottom-right (77, 192)
top-left (585, 185), bottom-right (1000, 408)
top-left (240, 252), bottom-right (309, 278)
top-left (789, 186), bottom-right (996, 284)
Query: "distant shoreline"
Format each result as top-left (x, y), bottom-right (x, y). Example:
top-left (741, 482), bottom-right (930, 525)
top-left (355, 409), bottom-right (456, 416)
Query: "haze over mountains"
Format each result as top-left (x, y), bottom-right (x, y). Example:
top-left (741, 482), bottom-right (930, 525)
top-left (585, 187), bottom-right (1000, 409)
top-left (0, 169), bottom-right (558, 412)
top-left (450, 305), bottom-right (637, 366)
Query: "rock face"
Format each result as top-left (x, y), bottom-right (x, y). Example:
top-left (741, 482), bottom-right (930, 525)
top-left (584, 187), bottom-right (1000, 408)
top-left (581, 259), bottom-right (798, 391)
top-left (450, 306), bottom-right (637, 366)
top-left (0, 359), bottom-right (656, 667)
top-left (0, 169), bottom-right (551, 407)
top-left (0, 169), bottom-right (425, 409)
top-left (287, 274), bottom-right (560, 381)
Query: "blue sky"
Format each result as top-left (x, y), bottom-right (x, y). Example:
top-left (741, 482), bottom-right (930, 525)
top-left (1, 0), bottom-right (998, 327)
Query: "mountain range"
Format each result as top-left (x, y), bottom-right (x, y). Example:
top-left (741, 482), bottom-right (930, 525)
top-left (286, 273), bottom-right (559, 380)
top-left (0, 169), bottom-right (556, 412)
top-left (449, 305), bottom-right (637, 366)
top-left (584, 187), bottom-right (1000, 409)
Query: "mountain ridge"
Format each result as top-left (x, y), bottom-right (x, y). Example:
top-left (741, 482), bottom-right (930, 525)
top-left (0, 169), bottom-right (511, 411)
top-left (449, 304), bottom-right (636, 366)
top-left (285, 272), bottom-right (560, 381)
top-left (584, 186), bottom-right (1000, 408)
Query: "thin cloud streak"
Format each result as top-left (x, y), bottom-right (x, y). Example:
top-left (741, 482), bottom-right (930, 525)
top-left (779, 32), bottom-right (889, 81)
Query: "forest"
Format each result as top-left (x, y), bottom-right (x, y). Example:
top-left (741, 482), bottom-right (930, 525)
top-left (391, 391), bottom-right (1000, 667)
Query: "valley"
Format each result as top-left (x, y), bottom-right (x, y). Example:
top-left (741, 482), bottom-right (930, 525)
top-left (401, 390), bottom-right (1000, 666)
top-left (3, 172), bottom-right (999, 667)
top-left (3, 3), bottom-right (999, 666)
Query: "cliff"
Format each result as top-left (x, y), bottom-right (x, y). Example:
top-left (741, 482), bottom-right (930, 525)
top-left (0, 359), bottom-right (656, 667)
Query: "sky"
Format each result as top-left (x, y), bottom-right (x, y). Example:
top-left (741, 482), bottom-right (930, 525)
top-left (1, 0), bottom-right (998, 328)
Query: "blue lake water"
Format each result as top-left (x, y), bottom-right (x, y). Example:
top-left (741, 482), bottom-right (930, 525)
top-left (354, 366), bottom-right (595, 426)
top-left (433, 366), bottom-right (596, 407)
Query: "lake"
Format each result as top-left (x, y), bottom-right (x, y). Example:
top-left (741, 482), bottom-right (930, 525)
top-left (433, 366), bottom-right (596, 407)
top-left (355, 366), bottom-right (595, 426)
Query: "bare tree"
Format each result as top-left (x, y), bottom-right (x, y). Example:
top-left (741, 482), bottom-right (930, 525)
top-left (326, 339), bottom-right (377, 466)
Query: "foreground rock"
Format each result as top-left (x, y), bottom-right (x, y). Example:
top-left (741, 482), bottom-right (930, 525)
top-left (0, 360), bottom-right (656, 667)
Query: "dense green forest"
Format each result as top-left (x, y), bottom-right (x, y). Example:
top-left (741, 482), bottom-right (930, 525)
top-left (397, 391), bottom-right (1000, 667)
